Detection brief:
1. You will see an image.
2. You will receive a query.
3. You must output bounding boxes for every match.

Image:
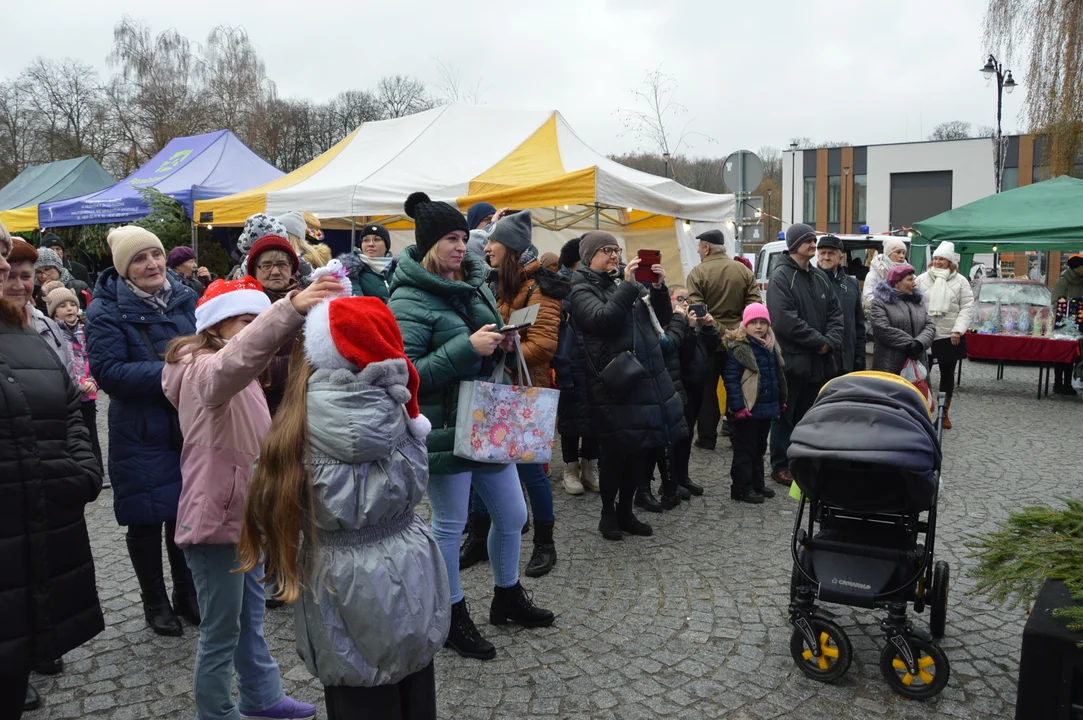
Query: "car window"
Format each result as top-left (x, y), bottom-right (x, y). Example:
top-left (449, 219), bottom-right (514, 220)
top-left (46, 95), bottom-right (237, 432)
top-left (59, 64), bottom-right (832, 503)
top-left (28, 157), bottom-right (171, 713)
top-left (766, 252), bottom-right (785, 279)
top-left (977, 283), bottom-right (1052, 306)
top-left (756, 250), bottom-right (766, 279)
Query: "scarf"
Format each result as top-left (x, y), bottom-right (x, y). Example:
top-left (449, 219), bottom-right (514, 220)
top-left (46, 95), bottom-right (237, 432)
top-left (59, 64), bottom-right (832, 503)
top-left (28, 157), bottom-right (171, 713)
top-left (359, 254), bottom-right (394, 276)
top-left (263, 277), bottom-right (299, 303)
top-left (925, 268), bottom-right (953, 317)
top-left (125, 279), bottom-right (172, 314)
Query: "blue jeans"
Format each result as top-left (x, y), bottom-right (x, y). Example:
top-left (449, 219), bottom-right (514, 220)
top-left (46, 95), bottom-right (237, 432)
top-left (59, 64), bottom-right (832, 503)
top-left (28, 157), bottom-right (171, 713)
top-left (428, 465), bottom-right (526, 604)
top-left (469, 464), bottom-right (554, 523)
top-left (184, 544), bottom-right (284, 720)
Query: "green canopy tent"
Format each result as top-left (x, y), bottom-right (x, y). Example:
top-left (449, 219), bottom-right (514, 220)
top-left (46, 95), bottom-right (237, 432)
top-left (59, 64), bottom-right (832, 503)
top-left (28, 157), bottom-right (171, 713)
top-left (911, 175), bottom-right (1083, 275)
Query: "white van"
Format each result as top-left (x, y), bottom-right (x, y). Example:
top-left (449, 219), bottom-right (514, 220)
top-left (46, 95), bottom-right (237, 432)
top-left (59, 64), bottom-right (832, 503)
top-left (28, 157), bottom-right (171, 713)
top-left (755, 234), bottom-right (915, 293)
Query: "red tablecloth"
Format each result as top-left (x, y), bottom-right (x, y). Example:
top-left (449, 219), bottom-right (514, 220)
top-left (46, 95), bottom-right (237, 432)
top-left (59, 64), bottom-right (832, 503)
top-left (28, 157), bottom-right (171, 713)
top-left (966, 333), bottom-right (1082, 364)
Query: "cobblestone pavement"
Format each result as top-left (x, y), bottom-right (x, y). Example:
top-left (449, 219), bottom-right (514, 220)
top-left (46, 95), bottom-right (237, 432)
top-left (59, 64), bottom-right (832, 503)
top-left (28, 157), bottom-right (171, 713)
top-left (26, 361), bottom-right (1082, 719)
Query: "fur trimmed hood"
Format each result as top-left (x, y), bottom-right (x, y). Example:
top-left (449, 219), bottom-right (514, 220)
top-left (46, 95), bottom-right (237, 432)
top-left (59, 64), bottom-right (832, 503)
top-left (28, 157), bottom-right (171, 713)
top-left (873, 280), bottom-right (924, 305)
top-left (526, 263), bottom-right (571, 301)
top-left (725, 334), bottom-right (785, 371)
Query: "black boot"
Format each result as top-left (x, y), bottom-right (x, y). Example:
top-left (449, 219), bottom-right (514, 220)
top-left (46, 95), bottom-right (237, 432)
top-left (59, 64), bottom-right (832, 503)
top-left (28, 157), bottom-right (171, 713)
top-left (24, 684), bottom-right (41, 711)
top-left (459, 512), bottom-right (490, 570)
top-left (634, 479), bottom-right (663, 513)
top-left (489, 582), bottom-right (555, 628)
top-left (165, 533), bottom-right (201, 626)
top-left (659, 463), bottom-right (680, 510)
top-left (126, 535), bottom-right (182, 637)
top-left (445, 599), bottom-right (496, 660)
top-left (33, 657), bottom-right (63, 675)
top-left (599, 509), bottom-right (623, 541)
top-left (616, 503), bottom-right (653, 536)
top-left (524, 521), bottom-right (557, 578)
top-left (679, 477), bottom-right (704, 496)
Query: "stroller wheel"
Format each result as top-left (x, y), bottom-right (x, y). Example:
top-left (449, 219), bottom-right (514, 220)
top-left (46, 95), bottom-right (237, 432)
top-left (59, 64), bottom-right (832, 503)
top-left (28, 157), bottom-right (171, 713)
top-left (879, 636), bottom-right (950, 700)
top-left (929, 561), bottom-right (949, 639)
top-left (789, 618), bottom-right (852, 682)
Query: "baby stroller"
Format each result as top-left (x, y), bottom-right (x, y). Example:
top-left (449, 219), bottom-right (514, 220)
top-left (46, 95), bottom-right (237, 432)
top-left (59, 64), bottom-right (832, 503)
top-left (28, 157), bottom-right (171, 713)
top-left (786, 372), bottom-right (950, 700)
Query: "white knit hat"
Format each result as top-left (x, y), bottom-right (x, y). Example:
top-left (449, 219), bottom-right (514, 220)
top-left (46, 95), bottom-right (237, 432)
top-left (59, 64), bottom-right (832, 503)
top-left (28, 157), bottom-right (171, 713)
top-left (882, 238), bottom-right (908, 261)
top-left (932, 241), bottom-right (960, 265)
top-left (107, 226), bottom-right (165, 277)
top-left (195, 276), bottom-right (271, 333)
top-left (278, 211), bottom-right (306, 240)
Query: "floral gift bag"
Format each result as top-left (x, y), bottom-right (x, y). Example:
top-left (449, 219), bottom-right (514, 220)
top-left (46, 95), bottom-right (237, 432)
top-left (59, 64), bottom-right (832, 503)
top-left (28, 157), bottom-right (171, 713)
top-left (453, 338), bottom-right (559, 463)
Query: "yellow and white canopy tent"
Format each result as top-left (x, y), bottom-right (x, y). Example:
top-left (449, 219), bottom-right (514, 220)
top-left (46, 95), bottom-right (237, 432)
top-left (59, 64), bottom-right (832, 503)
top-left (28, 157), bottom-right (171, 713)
top-left (194, 104), bottom-right (735, 280)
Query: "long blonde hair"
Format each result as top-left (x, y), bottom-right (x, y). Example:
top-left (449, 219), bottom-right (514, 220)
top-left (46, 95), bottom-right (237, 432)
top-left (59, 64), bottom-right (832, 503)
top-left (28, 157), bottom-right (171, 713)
top-left (287, 233), bottom-right (329, 269)
top-left (724, 323), bottom-right (777, 352)
top-left (164, 326), bottom-right (272, 386)
top-left (237, 338), bottom-right (317, 603)
top-left (421, 243), bottom-right (464, 281)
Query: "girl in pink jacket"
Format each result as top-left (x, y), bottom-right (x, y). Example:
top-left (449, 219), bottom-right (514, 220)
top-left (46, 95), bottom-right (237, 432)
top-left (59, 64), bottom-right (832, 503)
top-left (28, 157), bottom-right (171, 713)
top-left (162, 272), bottom-right (340, 720)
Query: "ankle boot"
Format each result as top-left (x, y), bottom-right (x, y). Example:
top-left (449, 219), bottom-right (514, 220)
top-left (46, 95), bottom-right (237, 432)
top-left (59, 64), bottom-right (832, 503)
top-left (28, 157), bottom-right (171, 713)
top-left (445, 599), bottom-right (496, 660)
top-left (165, 534), bottom-right (201, 626)
top-left (524, 520), bottom-right (556, 578)
top-left (489, 582), bottom-right (555, 628)
top-left (634, 479), bottom-right (663, 513)
top-left (459, 512), bottom-right (490, 570)
top-left (659, 463), bottom-right (680, 510)
top-left (942, 397), bottom-right (953, 430)
top-left (562, 461), bottom-right (584, 495)
top-left (599, 508), bottom-right (623, 541)
top-left (126, 535), bottom-right (182, 636)
top-left (580, 458), bottom-right (600, 492)
top-left (616, 503), bottom-right (653, 536)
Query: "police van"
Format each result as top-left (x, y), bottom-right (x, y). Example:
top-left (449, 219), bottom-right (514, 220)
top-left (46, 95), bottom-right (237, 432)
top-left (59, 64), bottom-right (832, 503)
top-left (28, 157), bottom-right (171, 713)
top-left (754, 232), bottom-right (914, 293)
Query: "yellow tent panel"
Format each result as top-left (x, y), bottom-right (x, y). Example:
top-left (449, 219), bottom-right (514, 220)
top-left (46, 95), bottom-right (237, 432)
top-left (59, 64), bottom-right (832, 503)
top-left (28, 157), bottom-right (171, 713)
top-left (0, 205), bottom-right (40, 233)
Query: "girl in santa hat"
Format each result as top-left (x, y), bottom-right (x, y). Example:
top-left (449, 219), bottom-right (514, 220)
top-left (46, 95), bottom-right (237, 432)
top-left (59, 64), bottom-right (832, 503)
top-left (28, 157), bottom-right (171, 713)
top-left (162, 271), bottom-right (341, 720)
top-left (238, 295), bottom-right (450, 720)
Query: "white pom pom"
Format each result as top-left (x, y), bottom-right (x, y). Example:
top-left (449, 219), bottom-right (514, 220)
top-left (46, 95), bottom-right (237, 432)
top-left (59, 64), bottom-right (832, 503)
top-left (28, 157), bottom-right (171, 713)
top-left (407, 413), bottom-right (432, 439)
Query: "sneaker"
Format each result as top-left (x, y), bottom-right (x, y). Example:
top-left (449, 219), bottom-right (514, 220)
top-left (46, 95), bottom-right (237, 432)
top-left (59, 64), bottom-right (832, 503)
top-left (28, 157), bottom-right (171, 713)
top-left (771, 469), bottom-right (793, 486)
top-left (562, 461), bottom-right (584, 495)
top-left (580, 458), bottom-right (600, 492)
top-left (240, 697), bottom-right (317, 720)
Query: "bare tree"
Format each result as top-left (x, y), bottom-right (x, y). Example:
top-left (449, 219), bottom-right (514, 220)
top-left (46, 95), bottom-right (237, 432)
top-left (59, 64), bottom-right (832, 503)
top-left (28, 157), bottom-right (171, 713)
top-left (376, 75), bottom-right (436, 119)
top-left (434, 60), bottom-right (483, 104)
top-left (618, 70), bottom-right (699, 171)
top-left (929, 120), bottom-right (973, 140)
top-left (758, 145), bottom-right (782, 183)
top-left (985, 0), bottom-right (1083, 176)
top-left (198, 26), bottom-right (275, 133)
top-left (23, 59), bottom-right (115, 164)
top-left (976, 124), bottom-right (997, 137)
top-left (332, 90), bottom-right (383, 135)
top-left (0, 80), bottom-right (42, 184)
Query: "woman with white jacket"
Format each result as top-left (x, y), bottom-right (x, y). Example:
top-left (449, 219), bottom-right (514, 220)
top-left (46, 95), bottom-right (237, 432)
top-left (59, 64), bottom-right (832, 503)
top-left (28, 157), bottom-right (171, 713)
top-left (862, 238), bottom-right (909, 367)
top-left (916, 241), bottom-right (974, 429)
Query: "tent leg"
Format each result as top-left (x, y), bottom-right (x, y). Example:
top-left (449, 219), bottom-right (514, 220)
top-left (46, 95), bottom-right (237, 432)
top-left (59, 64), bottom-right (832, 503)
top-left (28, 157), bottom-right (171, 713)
top-left (191, 222), bottom-right (198, 260)
top-left (351, 217), bottom-right (356, 253)
top-left (593, 204), bottom-right (600, 230)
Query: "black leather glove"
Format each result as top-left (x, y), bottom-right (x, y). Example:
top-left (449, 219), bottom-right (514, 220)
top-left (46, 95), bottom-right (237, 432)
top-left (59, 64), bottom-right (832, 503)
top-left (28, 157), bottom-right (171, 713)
top-left (909, 340), bottom-right (926, 358)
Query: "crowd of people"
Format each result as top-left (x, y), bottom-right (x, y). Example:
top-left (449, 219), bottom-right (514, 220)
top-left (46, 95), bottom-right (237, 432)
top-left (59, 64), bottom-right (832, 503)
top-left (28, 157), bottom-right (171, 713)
top-left (0, 198), bottom-right (1017, 719)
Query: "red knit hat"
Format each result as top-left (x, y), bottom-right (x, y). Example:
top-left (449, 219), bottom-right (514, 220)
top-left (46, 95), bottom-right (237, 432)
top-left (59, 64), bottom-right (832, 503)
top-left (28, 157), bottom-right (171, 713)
top-left (303, 296), bottom-right (431, 438)
top-left (246, 234), bottom-right (299, 277)
top-left (196, 276), bottom-right (272, 333)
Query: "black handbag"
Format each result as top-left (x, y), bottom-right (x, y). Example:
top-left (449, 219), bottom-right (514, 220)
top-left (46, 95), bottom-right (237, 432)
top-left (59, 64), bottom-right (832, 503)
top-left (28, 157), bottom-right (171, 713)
top-left (575, 298), bottom-right (650, 394)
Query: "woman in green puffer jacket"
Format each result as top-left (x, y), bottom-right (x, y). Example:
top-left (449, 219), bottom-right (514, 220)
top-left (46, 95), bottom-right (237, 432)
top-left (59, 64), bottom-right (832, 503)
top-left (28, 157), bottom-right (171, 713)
top-left (341, 223), bottom-right (397, 302)
top-left (387, 192), bottom-right (554, 664)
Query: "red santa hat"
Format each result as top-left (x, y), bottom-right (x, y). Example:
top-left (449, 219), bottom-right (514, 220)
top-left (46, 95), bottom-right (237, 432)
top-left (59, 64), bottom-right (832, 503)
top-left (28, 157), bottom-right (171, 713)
top-left (196, 276), bottom-right (272, 333)
top-left (303, 296), bottom-right (431, 438)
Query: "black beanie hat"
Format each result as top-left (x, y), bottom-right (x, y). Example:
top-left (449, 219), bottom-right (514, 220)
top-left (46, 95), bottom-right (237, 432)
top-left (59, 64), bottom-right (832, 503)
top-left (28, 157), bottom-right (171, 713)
top-left (41, 232), bottom-right (65, 251)
top-left (785, 223), bottom-right (817, 252)
top-left (360, 223), bottom-right (392, 255)
top-left (559, 237), bottom-right (582, 269)
top-left (1067, 254), bottom-right (1083, 270)
top-left (404, 192), bottom-right (469, 258)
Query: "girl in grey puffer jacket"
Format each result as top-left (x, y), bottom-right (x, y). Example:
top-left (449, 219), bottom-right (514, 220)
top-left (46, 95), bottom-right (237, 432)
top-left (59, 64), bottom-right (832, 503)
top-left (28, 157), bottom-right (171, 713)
top-left (240, 293), bottom-right (448, 720)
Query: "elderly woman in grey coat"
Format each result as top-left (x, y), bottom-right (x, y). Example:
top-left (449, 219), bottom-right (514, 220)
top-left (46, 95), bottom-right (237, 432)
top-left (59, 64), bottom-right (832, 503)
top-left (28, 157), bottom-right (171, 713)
top-left (240, 294), bottom-right (448, 720)
top-left (868, 264), bottom-right (935, 375)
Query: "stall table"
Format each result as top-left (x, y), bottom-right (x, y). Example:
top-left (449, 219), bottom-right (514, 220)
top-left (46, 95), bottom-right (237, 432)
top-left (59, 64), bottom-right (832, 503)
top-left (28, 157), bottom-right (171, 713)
top-left (966, 333), bottom-right (1082, 399)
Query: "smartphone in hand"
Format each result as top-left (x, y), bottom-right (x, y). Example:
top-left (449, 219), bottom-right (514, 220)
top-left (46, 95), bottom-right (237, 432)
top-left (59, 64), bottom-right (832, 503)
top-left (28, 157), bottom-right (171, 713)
top-left (689, 303), bottom-right (707, 317)
top-left (634, 249), bottom-right (661, 283)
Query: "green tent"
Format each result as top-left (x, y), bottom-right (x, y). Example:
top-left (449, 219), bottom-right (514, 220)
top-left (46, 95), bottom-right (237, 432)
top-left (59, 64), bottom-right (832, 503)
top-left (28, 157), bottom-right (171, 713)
top-left (911, 175), bottom-right (1083, 274)
top-left (0, 156), bottom-right (115, 232)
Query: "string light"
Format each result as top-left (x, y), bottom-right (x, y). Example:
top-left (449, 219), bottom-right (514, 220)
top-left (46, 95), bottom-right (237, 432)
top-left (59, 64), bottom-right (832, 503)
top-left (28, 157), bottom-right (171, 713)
top-left (207, 224), bottom-right (214, 230)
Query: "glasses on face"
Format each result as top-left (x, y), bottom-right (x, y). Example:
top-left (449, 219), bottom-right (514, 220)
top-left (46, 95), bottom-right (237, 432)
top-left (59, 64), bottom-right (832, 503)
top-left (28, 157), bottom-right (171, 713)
top-left (35, 268), bottom-right (55, 277)
top-left (675, 296), bottom-right (689, 303)
top-left (256, 261), bottom-right (291, 274)
top-left (599, 247), bottom-right (622, 257)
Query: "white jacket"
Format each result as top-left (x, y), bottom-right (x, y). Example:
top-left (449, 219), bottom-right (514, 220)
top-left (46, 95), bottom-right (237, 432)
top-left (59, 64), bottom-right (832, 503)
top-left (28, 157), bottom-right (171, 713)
top-left (915, 270), bottom-right (975, 339)
top-left (862, 255), bottom-right (894, 312)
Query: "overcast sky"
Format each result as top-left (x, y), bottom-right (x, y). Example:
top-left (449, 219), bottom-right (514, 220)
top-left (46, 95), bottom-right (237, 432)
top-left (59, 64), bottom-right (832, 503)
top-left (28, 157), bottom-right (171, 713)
top-left (2, 0), bottom-right (1028, 159)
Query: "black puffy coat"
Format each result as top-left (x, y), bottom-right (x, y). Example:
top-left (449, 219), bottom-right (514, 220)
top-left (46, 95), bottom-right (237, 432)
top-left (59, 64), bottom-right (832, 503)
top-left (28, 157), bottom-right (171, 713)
top-left (678, 324), bottom-right (720, 389)
top-left (554, 267), bottom-right (591, 438)
top-left (766, 253), bottom-right (845, 384)
top-left (660, 313), bottom-right (690, 404)
top-left (0, 321), bottom-right (104, 672)
top-left (569, 269), bottom-right (688, 448)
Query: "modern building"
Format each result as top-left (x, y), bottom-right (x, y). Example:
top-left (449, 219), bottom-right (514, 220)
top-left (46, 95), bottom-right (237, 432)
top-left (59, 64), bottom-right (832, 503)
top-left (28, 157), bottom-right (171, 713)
top-left (781, 135), bottom-right (1083, 280)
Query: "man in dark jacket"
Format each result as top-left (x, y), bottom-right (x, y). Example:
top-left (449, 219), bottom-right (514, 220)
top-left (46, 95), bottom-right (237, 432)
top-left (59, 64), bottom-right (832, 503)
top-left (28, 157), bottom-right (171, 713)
top-left (40, 233), bottom-right (91, 286)
top-left (570, 231), bottom-right (688, 540)
top-left (817, 235), bottom-right (866, 374)
top-left (766, 223), bottom-right (844, 484)
top-left (0, 235), bottom-right (104, 717)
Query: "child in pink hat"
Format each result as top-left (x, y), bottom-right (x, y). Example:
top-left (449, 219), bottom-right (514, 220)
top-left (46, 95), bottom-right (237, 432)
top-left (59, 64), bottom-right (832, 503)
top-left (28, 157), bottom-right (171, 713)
top-left (722, 303), bottom-right (788, 503)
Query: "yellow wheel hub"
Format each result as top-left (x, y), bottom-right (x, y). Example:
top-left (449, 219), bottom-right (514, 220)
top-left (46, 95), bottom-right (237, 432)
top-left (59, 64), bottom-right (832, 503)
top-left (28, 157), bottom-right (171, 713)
top-left (802, 631), bottom-right (840, 670)
top-left (892, 653), bottom-right (936, 686)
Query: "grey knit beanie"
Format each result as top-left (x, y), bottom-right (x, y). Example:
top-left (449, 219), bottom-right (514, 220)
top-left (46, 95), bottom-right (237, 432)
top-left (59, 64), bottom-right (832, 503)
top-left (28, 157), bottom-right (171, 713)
top-left (579, 231), bottom-right (620, 265)
top-left (488, 210), bottom-right (533, 253)
top-left (785, 223), bottom-right (817, 252)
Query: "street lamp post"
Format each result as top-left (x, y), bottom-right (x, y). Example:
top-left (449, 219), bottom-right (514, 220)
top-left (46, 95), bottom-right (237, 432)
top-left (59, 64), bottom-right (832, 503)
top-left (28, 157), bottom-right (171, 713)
top-left (981, 54), bottom-right (1017, 194)
top-left (766, 188), bottom-right (772, 241)
top-left (789, 141), bottom-right (798, 224)
top-left (663, 151), bottom-right (671, 179)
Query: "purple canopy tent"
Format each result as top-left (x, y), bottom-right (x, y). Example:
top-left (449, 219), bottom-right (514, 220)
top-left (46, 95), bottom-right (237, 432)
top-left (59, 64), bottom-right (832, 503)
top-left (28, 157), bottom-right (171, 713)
top-left (40, 130), bottom-right (282, 228)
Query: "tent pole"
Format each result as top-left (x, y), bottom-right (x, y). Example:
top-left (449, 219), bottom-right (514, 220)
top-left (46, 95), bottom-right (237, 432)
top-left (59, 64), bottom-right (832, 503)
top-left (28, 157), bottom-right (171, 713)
top-left (351, 217), bottom-right (356, 252)
top-left (191, 221), bottom-right (198, 260)
top-left (593, 204), bottom-right (600, 230)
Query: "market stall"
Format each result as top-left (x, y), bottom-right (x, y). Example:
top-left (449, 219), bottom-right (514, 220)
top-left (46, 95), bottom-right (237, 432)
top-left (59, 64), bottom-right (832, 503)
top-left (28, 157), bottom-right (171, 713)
top-left (966, 334), bottom-right (1082, 399)
top-left (0, 156), bottom-right (115, 231)
top-left (193, 104), bottom-right (735, 281)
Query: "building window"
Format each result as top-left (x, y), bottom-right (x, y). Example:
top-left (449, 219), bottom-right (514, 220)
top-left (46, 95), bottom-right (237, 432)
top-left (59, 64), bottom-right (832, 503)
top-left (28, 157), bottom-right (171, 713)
top-left (852, 174), bottom-right (867, 225)
top-left (827, 175), bottom-right (841, 223)
top-left (803, 177), bottom-right (817, 224)
top-left (1002, 167), bottom-right (1019, 191)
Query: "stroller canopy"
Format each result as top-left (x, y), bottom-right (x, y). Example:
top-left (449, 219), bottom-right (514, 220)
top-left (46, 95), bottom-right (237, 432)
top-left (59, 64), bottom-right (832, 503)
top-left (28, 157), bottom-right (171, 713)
top-left (788, 373), bottom-right (941, 507)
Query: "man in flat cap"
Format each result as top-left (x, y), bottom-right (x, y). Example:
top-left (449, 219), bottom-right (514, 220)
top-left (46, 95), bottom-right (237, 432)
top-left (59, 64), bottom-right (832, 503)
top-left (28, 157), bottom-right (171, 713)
top-left (685, 228), bottom-right (761, 450)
